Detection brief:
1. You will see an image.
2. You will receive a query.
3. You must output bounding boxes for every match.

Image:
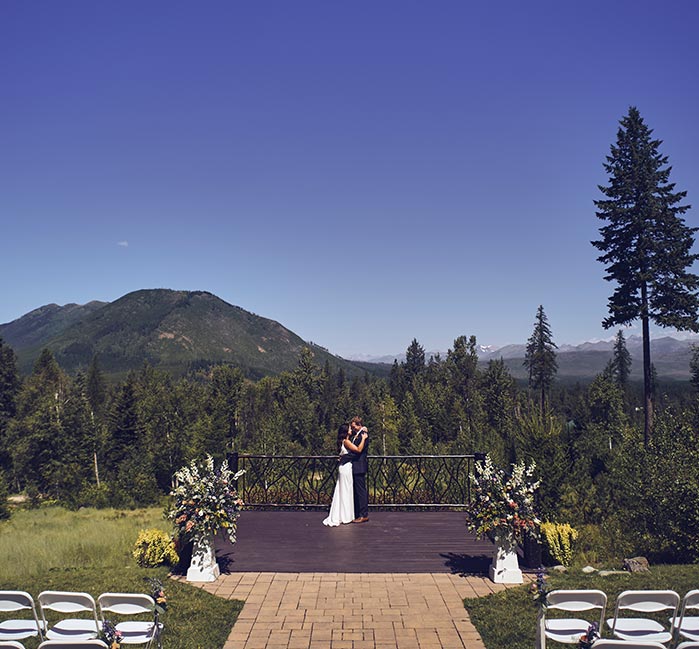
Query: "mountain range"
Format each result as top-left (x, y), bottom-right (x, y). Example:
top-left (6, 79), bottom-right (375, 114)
top-left (0, 289), bottom-right (367, 379)
top-left (1, 288), bottom-right (696, 381)
top-left (352, 335), bottom-right (699, 381)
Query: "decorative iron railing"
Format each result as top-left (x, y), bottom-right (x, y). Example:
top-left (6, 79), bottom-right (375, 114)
top-left (230, 453), bottom-right (485, 510)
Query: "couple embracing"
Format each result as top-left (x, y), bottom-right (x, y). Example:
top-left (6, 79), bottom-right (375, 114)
top-left (322, 416), bottom-right (369, 526)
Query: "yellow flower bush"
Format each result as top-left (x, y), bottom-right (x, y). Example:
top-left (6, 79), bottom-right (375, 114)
top-left (541, 521), bottom-right (578, 566)
top-left (132, 528), bottom-right (179, 567)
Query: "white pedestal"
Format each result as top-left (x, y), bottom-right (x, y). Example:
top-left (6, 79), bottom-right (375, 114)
top-left (489, 539), bottom-right (523, 584)
top-left (186, 533), bottom-right (220, 582)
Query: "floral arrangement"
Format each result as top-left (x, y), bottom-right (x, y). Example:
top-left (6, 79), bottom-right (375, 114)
top-left (101, 619), bottom-right (123, 649)
top-left (530, 568), bottom-right (550, 610)
top-left (578, 622), bottom-right (600, 648)
top-left (466, 454), bottom-right (540, 544)
top-left (167, 455), bottom-right (245, 543)
top-left (146, 576), bottom-right (168, 615)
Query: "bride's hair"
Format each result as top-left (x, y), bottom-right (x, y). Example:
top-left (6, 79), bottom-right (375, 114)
top-left (337, 423), bottom-right (349, 449)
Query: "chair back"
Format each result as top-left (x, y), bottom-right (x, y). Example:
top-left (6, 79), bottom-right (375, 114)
top-left (615, 590), bottom-right (680, 614)
top-left (678, 590), bottom-right (699, 625)
top-left (677, 642), bottom-right (699, 649)
top-left (38, 641), bottom-right (108, 648)
top-left (0, 593), bottom-right (35, 615)
top-left (97, 593), bottom-right (154, 617)
top-left (37, 593), bottom-right (96, 615)
top-left (591, 641), bottom-right (666, 648)
top-left (547, 589), bottom-right (607, 612)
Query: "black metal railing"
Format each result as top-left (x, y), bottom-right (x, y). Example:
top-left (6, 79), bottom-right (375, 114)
top-left (230, 453), bottom-right (484, 510)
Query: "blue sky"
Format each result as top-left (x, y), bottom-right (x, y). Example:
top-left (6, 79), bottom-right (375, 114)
top-left (2, 1), bottom-right (699, 358)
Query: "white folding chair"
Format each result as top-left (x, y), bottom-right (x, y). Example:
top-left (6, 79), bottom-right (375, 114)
top-left (0, 640), bottom-right (27, 649)
top-left (590, 640), bottom-right (666, 648)
top-left (678, 643), bottom-right (699, 649)
top-left (606, 589), bottom-right (680, 645)
top-left (674, 590), bottom-right (699, 643)
top-left (97, 593), bottom-right (162, 646)
top-left (543, 589), bottom-right (607, 644)
top-left (0, 590), bottom-right (44, 642)
top-left (37, 592), bottom-right (100, 642)
top-left (38, 641), bottom-right (108, 648)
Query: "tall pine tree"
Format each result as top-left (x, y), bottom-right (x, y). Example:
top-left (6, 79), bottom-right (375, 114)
top-left (593, 106), bottom-right (699, 444)
top-left (524, 305), bottom-right (557, 415)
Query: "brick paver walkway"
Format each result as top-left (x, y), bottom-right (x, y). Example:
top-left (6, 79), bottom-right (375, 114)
top-left (187, 571), bottom-right (529, 649)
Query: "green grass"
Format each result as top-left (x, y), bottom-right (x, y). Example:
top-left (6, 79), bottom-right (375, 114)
top-left (465, 564), bottom-right (699, 649)
top-left (0, 506), bottom-right (244, 649)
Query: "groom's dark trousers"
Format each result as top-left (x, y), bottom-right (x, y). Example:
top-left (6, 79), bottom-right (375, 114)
top-left (351, 434), bottom-right (369, 518)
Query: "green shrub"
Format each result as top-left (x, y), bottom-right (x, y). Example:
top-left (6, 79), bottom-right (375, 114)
top-left (541, 521), bottom-right (578, 566)
top-left (132, 528), bottom-right (178, 567)
top-left (74, 482), bottom-right (113, 509)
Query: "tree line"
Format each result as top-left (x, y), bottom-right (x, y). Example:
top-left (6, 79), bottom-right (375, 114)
top-left (2, 105), bottom-right (699, 562)
top-left (2, 322), bottom-right (699, 563)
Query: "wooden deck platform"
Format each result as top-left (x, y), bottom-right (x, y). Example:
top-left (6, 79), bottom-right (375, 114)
top-left (213, 511), bottom-right (495, 574)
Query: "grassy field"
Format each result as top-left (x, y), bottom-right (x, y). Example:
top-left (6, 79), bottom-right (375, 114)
top-left (0, 506), bottom-right (243, 649)
top-left (465, 563), bottom-right (699, 649)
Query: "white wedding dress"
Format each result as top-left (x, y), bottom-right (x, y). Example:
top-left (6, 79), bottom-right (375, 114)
top-left (323, 446), bottom-right (355, 526)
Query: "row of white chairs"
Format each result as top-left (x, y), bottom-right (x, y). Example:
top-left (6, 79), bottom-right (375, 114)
top-left (0, 642), bottom-right (108, 648)
top-left (0, 590), bottom-right (161, 646)
top-left (589, 642), bottom-right (699, 649)
top-left (543, 588), bottom-right (699, 647)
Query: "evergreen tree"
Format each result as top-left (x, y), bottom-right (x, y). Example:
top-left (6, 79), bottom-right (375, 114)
top-left (105, 373), bottom-right (140, 473)
top-left (0, 338), bottom-right (21, 474)
top-left (610, 329), bottom-right (632, 389)
top-left (5, 349), bottom-right (69, 494)
top-left (404, 338), bottom-right (426, 387)
top-left (691, 345), bottom-right (699, 393)
top-left (86, 355), bottom-right (107, 421)
top-left (208, 365), bottom-right (245, 456)
top-left (593, 106), bottom-right (699, 444)
top-left (445, 335), bottom-right (484, 443)
top-left (523, 305), bottom-right (558, 414)
top-left (480, 358), bottom-right (517, 463)
top-left (389, 360), bottom-right (407, 404)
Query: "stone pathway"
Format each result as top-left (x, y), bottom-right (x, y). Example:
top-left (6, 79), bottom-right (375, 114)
top-left (184, 572), bottom-right (529, 649)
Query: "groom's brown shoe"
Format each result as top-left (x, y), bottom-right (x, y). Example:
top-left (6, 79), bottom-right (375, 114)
top-left (352, 517), bottom-right (369, 523)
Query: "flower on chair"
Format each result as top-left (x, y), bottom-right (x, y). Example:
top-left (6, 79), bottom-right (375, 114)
top-left (101, 618), bottom-right (123, 649)
top-left (530, 568), bottom-right (550, 610)
top-left (146, 576), bottom-right (168, 614)
top-left (578, 622), bottom-right (600, 648)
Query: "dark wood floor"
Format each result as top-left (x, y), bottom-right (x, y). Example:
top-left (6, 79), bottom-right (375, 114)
top-left (213, 511), bottom-right (495, 574)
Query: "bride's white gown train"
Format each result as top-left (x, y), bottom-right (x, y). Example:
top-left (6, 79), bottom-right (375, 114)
top-left (323, 446), bottom-right (354, 526)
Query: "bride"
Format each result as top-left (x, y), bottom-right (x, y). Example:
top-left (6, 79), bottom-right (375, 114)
top-left (323, 423), bottom-right (368, 526)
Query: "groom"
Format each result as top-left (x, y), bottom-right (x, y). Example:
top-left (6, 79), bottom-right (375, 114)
top-left (349, 416), bottom-right (369, 523)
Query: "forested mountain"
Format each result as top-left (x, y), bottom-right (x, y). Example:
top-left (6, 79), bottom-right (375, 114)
top-left (2, 289), bottom-right (696, 380)
top-left (0, 289), bottom-right (364, 378)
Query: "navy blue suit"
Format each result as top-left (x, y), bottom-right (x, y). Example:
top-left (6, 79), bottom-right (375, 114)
top-left (350, 431), bottom-right (369, 518)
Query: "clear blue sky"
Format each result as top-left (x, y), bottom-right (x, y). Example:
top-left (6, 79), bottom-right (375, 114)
top-left (2, 1), bottom-right (698, 358)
